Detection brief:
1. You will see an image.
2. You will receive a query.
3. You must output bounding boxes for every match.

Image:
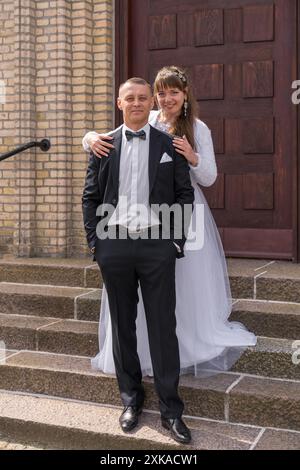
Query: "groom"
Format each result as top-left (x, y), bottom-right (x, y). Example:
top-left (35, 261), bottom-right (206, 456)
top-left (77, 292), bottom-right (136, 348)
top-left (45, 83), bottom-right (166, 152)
top-left (82, 77), bottom-right (194, 444)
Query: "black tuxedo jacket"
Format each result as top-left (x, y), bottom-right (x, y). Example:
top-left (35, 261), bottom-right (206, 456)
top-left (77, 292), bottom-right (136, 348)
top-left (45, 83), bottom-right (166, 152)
top-left (82, 124), bottom-right (194, 258)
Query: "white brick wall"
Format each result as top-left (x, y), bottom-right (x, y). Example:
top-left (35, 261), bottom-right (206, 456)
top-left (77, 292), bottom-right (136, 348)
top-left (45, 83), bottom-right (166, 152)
top-left (0, 0), bottom-right (114, 257)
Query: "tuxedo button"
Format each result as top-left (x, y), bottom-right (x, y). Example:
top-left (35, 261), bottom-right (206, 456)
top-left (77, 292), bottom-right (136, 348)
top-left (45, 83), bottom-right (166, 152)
top-left (112, 198), bottom-right (117, 205)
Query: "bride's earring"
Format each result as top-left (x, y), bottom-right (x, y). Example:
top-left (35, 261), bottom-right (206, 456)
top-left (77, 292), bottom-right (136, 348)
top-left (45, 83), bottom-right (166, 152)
top-left (184, 100), bottom-right (188, 117)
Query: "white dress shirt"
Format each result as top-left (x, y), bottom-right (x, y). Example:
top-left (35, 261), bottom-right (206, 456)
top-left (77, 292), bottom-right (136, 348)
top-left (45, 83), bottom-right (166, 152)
top-left (107, 123), bottom-right (160, 231)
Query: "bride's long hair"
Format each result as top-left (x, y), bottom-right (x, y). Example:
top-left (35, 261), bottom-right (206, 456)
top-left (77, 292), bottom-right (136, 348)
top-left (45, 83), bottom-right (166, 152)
top-left (153, 66), bottom-right (198, 150)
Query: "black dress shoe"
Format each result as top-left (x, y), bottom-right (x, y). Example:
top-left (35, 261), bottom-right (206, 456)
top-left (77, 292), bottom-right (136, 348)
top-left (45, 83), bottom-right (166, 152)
top-left (161, 417), bottom-right (191, 444)
top-left (119, 405), bottom-right (142, 432)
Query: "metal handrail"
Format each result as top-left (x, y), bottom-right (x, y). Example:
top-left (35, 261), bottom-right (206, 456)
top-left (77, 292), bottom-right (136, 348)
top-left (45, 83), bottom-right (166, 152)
top-left (0, 139), bottom-right (51, 162)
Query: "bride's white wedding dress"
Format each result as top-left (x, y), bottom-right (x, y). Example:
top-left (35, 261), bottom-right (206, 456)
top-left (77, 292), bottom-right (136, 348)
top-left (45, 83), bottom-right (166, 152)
top-left (82, 110), bottom-right (257, 377)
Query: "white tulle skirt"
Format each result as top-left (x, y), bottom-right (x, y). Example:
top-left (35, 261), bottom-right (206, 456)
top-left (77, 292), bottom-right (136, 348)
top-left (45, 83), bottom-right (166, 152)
top-left (91, 179), bottom-right (257, 377)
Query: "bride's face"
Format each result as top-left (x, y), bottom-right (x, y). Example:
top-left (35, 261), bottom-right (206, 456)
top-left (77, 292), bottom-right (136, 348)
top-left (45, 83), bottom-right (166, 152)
top-left (156, 87), bottom-right (186, 118)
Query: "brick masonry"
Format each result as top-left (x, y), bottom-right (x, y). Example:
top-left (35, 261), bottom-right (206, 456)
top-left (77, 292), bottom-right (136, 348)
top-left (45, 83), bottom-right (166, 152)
top-left (0, 0), bottom-right (114, 257)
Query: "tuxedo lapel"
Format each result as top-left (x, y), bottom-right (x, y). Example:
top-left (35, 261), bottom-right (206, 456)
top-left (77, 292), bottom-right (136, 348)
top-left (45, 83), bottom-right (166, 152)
top-left (110, 127), bottom-right (122, 194)
top-left (149, 126), bottom-right (163, 195)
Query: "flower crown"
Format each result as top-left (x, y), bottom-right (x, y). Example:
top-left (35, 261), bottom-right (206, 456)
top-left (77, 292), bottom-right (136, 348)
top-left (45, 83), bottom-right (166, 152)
top-left (173, 70), bottom-right (187, 84)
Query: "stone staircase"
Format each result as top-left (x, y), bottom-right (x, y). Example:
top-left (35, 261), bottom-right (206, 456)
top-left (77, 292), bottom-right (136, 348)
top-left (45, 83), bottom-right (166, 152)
top-left (0, 257), bottom-right (300, 450)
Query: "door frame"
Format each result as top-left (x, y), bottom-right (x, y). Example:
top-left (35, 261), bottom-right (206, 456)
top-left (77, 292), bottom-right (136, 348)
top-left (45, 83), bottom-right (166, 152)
top-left (115, 0), bottom-right (130, 127)
top-left (114, 0), bottom-right (300, 261)
top-left (297, 0), bottom-right (300, 261)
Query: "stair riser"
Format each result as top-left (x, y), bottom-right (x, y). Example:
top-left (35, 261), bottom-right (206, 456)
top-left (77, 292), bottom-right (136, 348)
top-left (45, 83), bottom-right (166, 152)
top-left (233, 350), bottom-right (300, 380)
top-left (0, 293), bottom-right (75, 318)
top-left (0, 264), bottom-right (102, 289)
top-left (230, 277), bottom-right (254, 299)
top-left (0, 294), bottom-right (100, 321)
top-left (256, 279), bottom-right (300, 303)
top-left (0, 266), bottom-right (84, 288)
top-left (77, 297), bottom-right (100, 322)
top-left (38, 331), bottom-right (98, 357)
top-left (231, 310), bottom-right (300, 340)
top-left (229, 393), bottom-right (300, 431)
top-left (0, 327), bottom-right (98, 357)
top-left (231, 278), bottom-right (300, 303)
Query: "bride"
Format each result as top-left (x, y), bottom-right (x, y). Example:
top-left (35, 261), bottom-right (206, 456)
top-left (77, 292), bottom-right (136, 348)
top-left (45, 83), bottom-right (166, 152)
top-left (82, 66), bottom-right (257, 377)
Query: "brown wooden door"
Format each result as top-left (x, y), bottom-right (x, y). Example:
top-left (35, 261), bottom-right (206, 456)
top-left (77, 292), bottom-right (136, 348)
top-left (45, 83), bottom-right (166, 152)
top-left (119, 0), bottom-right (298, 259)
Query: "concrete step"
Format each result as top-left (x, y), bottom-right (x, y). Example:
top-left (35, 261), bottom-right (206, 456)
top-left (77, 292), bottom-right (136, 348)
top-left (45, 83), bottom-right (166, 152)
top-left (0, 288), bottom-right (290, 334)
top-left (255, 262), bottom-right (300, 303)
top-left (2, 391), bottom-right (300, 451)
top-left (227, 259), bottom-right (300, 302)
top-left (0, 257), bottom-right (101, 288)
top-left (0, 390), bottom-right (287, 451)
top-left (1, 392), bottom-right (299, 451)
top-left (7, 278), bottom-right (300, 335)
top-left (0, 391), bottom-right (191, 450)
top-left (232, 300), bottom-right (300, 340)
top-left (0, 282), bottom-right (101, 321)
top-left (1, 350), bottom-right (300, 432)
top-left (0, 313), bottom-right (98, 357)
top-left (1, 257), bottom-right (300, 302)
top-left (0, 311), bottom-right (298, 377)
top-left (233, 336), bottom-right (299, 380)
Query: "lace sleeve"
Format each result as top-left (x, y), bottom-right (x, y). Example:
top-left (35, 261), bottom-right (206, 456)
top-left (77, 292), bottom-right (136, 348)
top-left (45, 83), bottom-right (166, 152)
top-left (190, 120), bottom-right (217, 187)
top-left (82, 131), bottom-right (100, 152)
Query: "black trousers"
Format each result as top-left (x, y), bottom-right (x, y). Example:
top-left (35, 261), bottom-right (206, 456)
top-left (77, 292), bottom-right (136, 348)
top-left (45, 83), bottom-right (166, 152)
top-left (95, 235), bottom-right (184, 419)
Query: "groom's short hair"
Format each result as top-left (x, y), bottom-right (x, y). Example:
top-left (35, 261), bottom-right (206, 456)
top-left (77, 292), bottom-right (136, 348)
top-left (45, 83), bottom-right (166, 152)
top-left (119, 77), bottom-right (152, 95)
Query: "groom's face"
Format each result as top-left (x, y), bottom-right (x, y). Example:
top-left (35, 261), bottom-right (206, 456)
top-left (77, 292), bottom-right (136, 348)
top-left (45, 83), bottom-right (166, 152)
top-left (117, 83), bottom-right (154, 129)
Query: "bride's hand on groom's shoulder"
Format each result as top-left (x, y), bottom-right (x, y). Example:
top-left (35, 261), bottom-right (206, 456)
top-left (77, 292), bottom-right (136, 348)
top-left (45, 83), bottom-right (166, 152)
top-left (90, 134), bottom-right (115, 158)
top-left (173, 135), bottom-right (198, 167)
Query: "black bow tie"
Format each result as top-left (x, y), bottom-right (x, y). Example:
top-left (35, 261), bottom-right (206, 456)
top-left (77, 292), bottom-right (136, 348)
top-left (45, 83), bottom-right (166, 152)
top-left (125, 130), bottom-right (146, 141)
